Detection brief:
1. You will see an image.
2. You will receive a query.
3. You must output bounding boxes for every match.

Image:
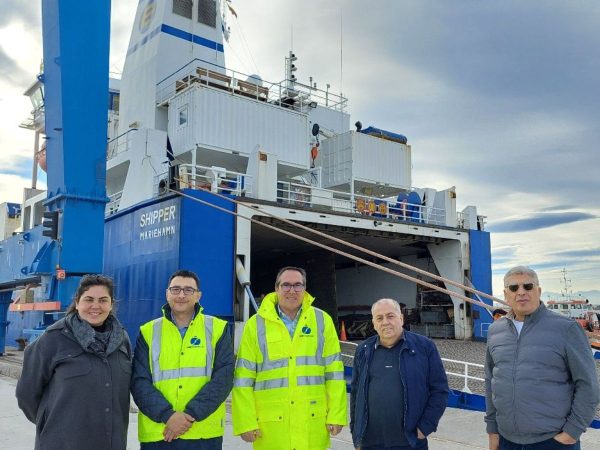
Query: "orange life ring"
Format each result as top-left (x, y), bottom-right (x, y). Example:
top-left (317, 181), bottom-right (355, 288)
top-left (367, 200), bottom-right (376, 214)
top-left (355, 198), bottom-right (366, 213)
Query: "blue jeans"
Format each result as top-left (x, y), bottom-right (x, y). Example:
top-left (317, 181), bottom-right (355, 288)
top-left (499, 435), bottom-right (580, 450)
top-left (363, 439), bottom-right (428, 450)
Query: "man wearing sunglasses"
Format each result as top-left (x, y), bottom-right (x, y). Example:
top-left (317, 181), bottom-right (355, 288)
top-left (131, 270), bottom-right (234, 449)
top-left (485, 266), bottom-right (599, 450)
top-left (232, 266), bottom-right (347, 450)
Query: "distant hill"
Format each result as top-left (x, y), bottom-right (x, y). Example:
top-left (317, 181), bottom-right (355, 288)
top-left (542, 290), bottom-right (600, 306)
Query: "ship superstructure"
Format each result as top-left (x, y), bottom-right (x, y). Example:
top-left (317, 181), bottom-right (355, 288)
top-left (0, 0), bottom-right (493, 348)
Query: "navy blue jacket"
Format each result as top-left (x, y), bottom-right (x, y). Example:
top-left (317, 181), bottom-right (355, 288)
top-left (131, 304), bottom-right (234, 436)
top-left (350, 331), bottom-right (449, 448)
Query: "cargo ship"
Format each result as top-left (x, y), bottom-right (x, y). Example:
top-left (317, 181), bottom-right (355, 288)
top-left (0, 0), bottom-right (493, 350)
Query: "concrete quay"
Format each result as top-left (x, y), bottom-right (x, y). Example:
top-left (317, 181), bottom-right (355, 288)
top-left (1, 346), bottom-right (599, 449)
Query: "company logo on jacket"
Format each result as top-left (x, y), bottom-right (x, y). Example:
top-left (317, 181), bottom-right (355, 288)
top-left (189, 336), bottom-right (201, 346)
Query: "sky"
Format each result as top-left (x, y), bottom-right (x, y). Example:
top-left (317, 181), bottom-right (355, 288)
top-left (0, 0), bottom-right (599, 298)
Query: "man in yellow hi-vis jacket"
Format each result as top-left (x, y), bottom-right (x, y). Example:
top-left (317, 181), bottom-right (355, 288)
top-left (131, 270), bottom-right (234, 449)
top-left (232, 266), bottom-right (347, 450)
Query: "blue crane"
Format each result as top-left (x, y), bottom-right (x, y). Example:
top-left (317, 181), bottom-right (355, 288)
top-left (0, 0), bottom-right (111, 353)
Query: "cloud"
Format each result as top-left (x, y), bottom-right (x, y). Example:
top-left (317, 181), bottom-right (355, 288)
top-left (0, 1), bottom-right (38, 27)
top-left (1, 0), bottom-right (599, 298)
top-left (0, 156), bottom-right (31, 178)
top-left (487, 211), bottom-right (596, 233)
top-left (0, 47), bottom-right (28, 86)
top-left (550, 248), bottom-right (600, 259)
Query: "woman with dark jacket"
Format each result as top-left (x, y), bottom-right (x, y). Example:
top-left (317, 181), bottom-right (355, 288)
top-left (16, 274), bottom-right (132, 450)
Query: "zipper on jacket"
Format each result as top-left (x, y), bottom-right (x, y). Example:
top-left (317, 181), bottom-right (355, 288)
top-left (508, 319), bottom-right (521, 435)
top-left (399, 343), bottom-right (409, 441)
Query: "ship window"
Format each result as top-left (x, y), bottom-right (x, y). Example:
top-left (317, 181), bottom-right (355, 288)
top-left (108, 91), bottom-right (120, 112)
top-left (173, 0), bottom-right (193, 19)
top-left (179, 106), bottom-right (188, 125)
top-left (30, 86), bottom-right (44, 111)
top-left (198, 0), bottom-right (216, 28)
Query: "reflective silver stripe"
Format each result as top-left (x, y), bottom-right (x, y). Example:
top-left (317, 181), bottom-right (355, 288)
top-left (324, 353), bottom-right (341, 366)
top-left (296, 355), bottom-right (319, 366)
top-left (236, 357), bottom-right (257, 372)
top-left (324, 371), bottom-right (345, 381)
top-left (150, 316), bottom-right (213, 383)
top-left (204, 316), bottom-right (214, 379)
top-left (256, 315), bottom-right (288, 371)
top-left (256, 315), bottom-right (268, 359)
top-left (255, 378), bottom-right (289, 391)
top-left (314, 308), bottom-right (325, 365)
top-left (154, 366), bottom-right (209, 382)
top-left (297, 375), bottom-right (325, 386)
top-left (261, 358), bottom-right (288, 370)
top-left (151, 318), bottom-right (164, 383)
top-left (234, 377), bottom-right (256, 388)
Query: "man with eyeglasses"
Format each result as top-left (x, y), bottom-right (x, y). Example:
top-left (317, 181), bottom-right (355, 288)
top-left (232, 266), bottom-right (347, 450)
top-left (131, 270), bottom-right (234, 449)
top-left (485, 266), bottom-right (599, 450)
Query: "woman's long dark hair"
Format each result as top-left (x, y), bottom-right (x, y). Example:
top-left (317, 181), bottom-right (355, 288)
top-left (66, 274), bottom-right (115, 315)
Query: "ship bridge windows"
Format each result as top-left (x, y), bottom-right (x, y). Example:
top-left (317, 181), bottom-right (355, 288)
top-left (197, 0), bottom-right (216, 27)
top-left (173, 0), bottom-right (193, 19)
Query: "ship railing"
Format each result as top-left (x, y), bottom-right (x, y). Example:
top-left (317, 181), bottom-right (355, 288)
top-left (106, 191), bottom-right (123, 216)
top-left (442, 358), bottom-right (485, 394)
top-left (155, 58), bottom-right (347, 113)
top-left (341, 341), bottom-right (484, 394)
top-left (276, 182), bottom-right (450, 227)
top-left (173, 164), bottom-right (252, 197)
top-left (107, 128), bottom-right (138, 160)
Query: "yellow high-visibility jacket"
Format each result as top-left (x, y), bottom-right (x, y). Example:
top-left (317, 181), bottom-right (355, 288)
top-left (138, 312), bottom-right (227, 442)
top-left (232, 292), bottom-right (347, 450)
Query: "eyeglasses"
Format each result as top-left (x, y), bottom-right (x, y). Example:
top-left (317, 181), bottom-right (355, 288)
top-left (168, 286), bottom-right (198, 295)
top-left (279, 282), bottom-right (305, 292)
top-left (506, 283), bottom-right (536, 293)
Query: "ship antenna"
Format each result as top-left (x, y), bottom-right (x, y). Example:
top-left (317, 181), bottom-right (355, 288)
top-left (339, 6), bottom-right (344, 128)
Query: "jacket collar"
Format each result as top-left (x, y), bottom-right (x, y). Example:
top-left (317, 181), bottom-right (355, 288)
top-left (374, 333), bottom-right (405, 350)
top-left (162, 302), bottom-right (202, 324)
top-left (365, 330), bottom-right (413, 351)
top-left (258, 291), bottom-right (315, 320)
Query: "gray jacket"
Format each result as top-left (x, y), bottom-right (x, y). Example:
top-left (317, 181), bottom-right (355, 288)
top-left (16, 315), bottom-right (132, 450)
top-left (485, 303), bottom-right (599, 444)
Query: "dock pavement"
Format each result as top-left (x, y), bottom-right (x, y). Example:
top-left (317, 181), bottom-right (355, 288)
top-left (1, 348), bottom-right (599, 449)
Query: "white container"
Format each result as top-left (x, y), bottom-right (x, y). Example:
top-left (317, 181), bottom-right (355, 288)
top-left (319, 131), bottom-right (411, 191)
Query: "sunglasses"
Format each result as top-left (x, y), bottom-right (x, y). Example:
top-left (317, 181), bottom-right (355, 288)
top-left (506, 283), bottom-right (535, 293)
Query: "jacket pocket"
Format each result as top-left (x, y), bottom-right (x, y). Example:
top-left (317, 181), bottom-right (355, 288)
top-left (307, 395), bottom-right (327, 419)
top-left (55, 352), bottom-right (91, 380)
top-left (265, 334), bottom-right (285, 360)
top-left (256, 401), bottom-right (284, 423)
top-left (307, 396), bottom-right (328, 448)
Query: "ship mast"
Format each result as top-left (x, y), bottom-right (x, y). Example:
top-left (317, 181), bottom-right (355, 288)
top-left (560, 268), bottom-right (573, 300)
